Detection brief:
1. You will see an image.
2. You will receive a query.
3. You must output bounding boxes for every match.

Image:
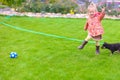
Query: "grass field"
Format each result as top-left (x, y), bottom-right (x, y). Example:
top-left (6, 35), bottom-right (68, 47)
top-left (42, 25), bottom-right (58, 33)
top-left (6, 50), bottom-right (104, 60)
top-left (0, 15), bottom-right (120, 80)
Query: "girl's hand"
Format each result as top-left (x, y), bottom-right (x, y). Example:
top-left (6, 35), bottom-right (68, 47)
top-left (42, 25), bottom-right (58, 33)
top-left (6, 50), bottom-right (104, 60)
top-left (102, 7), bottom-right (106, 12)
top-left (84, 27), bottom-right (87, 31)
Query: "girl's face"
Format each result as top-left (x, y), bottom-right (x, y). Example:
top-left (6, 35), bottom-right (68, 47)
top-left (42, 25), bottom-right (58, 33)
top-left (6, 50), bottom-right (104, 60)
top-left (88, 10), bottom-right (96, 18)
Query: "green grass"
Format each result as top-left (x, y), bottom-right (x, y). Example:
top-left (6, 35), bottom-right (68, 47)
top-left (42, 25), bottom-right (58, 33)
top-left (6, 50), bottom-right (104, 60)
top-left (0, 16), bottom-right (120, 80)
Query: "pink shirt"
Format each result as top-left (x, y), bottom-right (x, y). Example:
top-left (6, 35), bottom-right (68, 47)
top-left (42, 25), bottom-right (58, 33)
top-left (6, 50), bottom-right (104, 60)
top-left (84, 12), bottom-right (105, 37)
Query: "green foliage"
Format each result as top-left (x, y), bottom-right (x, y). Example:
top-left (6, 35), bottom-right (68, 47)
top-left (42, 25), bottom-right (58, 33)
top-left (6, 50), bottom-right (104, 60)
top-left (0, 0), bottom-right (25, 8)
top-left (49, 0), bottom-right (56, 3)
top-left (0, 4), bottom-right (8, 8)
top-left (18, 0), bottom-right (78, 14)
top-left (106, 9), bottom-right (119, 17)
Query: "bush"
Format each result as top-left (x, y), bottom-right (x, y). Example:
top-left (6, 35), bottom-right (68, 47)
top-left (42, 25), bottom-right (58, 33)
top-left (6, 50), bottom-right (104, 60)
top-left (0, 5), bottom-right (8, 8)
top-left (106, 9), bottom-right (119, 16)
top-left (17, 0), bottom-right (78, 14)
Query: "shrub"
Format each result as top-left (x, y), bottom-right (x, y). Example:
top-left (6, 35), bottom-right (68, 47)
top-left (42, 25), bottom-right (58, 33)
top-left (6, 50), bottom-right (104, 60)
top-left (106, 9), bottom-right (119, 16)
top-left (0, 4), bottom-right (8, 8)
top-left (17, 0), bottom-right (78, 14)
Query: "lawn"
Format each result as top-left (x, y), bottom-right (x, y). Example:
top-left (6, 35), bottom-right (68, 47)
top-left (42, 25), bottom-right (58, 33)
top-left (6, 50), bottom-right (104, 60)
top-left (0, 15), bottom-right (120, 80)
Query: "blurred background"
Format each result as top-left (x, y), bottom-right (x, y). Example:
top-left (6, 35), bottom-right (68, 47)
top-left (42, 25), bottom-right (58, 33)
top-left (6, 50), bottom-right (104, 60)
top-left (0, 0), bottom-right (120, 17)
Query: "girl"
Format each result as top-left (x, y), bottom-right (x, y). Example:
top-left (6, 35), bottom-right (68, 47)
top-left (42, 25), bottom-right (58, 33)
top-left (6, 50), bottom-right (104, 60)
top-left (78, 3), bottom-right (105, 54)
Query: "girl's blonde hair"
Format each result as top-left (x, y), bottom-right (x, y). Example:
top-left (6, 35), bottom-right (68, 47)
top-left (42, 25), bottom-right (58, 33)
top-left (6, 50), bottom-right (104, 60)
top-left (88, 2), bottom-right (98, 13)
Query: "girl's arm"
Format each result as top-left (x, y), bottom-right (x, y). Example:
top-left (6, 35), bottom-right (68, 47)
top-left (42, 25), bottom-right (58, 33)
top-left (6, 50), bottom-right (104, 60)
top-left (84, 22), bottom-right (89, 31)
top-left (99, 7), bottom-right (105, 21)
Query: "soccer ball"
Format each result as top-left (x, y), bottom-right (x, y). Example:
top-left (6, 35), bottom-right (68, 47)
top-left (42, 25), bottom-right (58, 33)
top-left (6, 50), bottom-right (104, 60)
top-left (10, 52), bottom-right (18, 58)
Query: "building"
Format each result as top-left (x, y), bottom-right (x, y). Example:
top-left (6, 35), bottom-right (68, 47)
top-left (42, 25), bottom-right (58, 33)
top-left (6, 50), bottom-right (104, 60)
top-left (76, 0), bottom-right (120, 8)
top-left (106, 0), bottom-right (120, 8)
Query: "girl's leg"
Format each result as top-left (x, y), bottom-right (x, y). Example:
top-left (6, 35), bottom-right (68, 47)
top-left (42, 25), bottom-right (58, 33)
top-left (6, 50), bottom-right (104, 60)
top-left (96, 41), bottom-right (100, 54)
top-left (85, 34), bottom-right (92, 41)
top-left (78, 35), bottom-right (91, 49)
